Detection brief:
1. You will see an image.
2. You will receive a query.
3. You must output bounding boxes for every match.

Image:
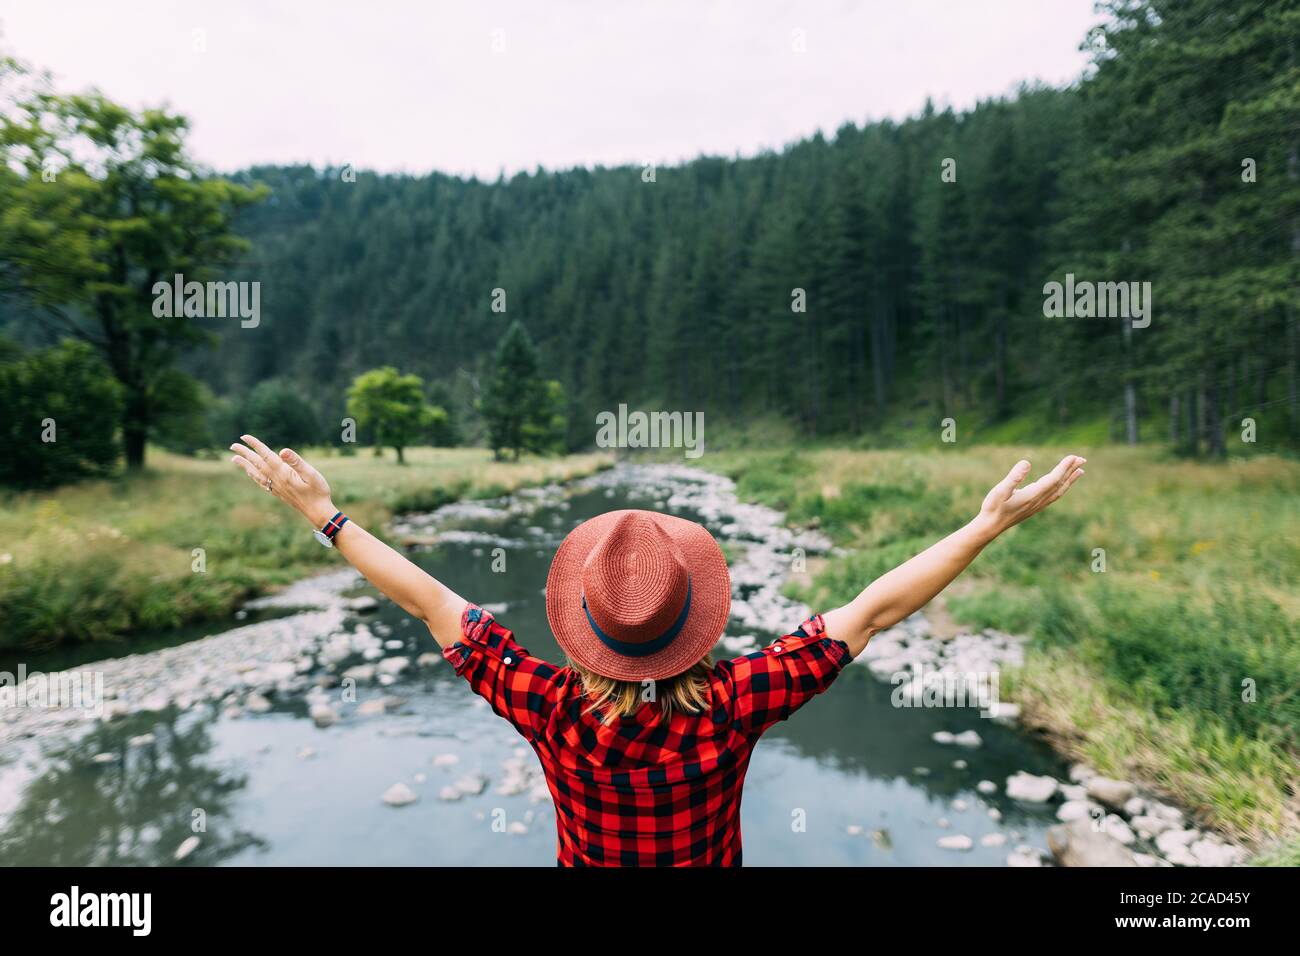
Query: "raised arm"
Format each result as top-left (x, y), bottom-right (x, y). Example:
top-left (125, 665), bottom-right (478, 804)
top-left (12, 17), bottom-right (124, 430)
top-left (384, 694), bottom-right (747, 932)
top-left (230, 434), bottom-right (468, 648)
top-left (823, 455), bottom-right (1085, 658)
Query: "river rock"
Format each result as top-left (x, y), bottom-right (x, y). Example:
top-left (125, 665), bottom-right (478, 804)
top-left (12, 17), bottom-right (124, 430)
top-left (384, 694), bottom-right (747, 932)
top-left (1057, 799), bottom-right (1101, 823)
top-left (342, 664), bottom-right (376, 684)
top-left (1048, 819), bottom-right (1137, 867)
top-left (1006, 772), bottom-right (1058, 803)
top-left (348, 596), bottom-right (379, 613)
top-left (1068, 763), bottom-right (1096, 783)
top-left (931, 731), bottom-right (955, 744)
top-left (377, 656), bottom-right (409, 676)
top-left (174, 836), bottom-right (201, 861)
top-left (91, 752), bottom-right (115, 764)
top-left (1155, 828), bottom-right (1199, 865)
top-left (952, 759), bottom-right (967, 770)
top-left (127, 733), bottom-right (155, 748)
top-left (438, 785), bottom-right (462, 801)
top-left (382, 782), bottom-right (418, 806)
top-left (432, 753), bottom-right (460, 768)
top-left (507, 821), bottom-right (528, 834)
top-left (953, 730), bottom-right (983, 748)
top-left (454, 773), bottom-right (488, 796)
top-left (243, 692), bottom-right (272, 713)
top-left (1123, 797), bottom-right (1147, 818)
top-left (1085, 776), bottom-right (1136, 810)
top-left (356, 699), bottom-right (387, 717)
top-left (1131, 814), bottom-right (1175, 839)
top-left (1103, 814), bottom-right (1136, 845)
top-left (1059, 783), bottom-right (1087, 801)
top-left (1006, 846), bottom-right (1045, 867)
top-left (1190, 838), bottom-right (1245, 867)
top-left (1151, 802), bottom-right (1184, 825)
top-left (309, 703), bottom-right (338, 728)
top-left (846, 824), bottom-right (864, 836)
top-left (416, 652), bottom-right (442, 668)
top-left (937, 834), bottom-right (973, 851)
top-left (980, 832), bottom-right (1007, 847)
top-left (976, 779), bottom-right (997, 795)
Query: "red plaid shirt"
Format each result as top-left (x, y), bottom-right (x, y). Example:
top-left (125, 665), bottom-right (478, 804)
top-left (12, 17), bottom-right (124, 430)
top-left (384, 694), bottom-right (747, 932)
top-left (445, 604), bottom-right (851, 866)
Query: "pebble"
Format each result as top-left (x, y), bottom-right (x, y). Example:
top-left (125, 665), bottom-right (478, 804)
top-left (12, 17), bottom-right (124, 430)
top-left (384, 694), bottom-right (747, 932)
top-left (174, 836), bottom-right (201, 861)
top-left (382, 783), bottom-right (418, 807)
top-left (309, 704), bottom-right (338, 728)
top-left (937, 835), bottom-right (973, 851)
top-left (1085, 776), bottom-right (1136, 810)
top-left (243, 693), bottom-right (272, 713)
top-left (980, 832), bottom-right (1007, 847)
top-left (976, 780), bottom-right (998, 795)
top-left (1005, 772), bottom-right (1058, 803)
top-left (432, 753), bottom-right (460, 768)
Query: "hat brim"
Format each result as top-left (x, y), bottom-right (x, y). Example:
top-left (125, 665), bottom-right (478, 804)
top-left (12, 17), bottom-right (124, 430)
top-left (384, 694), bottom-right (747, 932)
top-left (545, 509), bottom-right (731, 682)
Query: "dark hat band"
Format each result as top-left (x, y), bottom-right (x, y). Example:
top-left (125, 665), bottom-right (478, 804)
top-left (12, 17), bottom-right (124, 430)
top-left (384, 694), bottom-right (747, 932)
top-left (581, 578), bottom-right (692, 659)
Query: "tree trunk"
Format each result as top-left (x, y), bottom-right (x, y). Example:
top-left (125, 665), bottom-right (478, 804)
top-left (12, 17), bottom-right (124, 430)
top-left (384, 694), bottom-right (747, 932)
top-left (1169, 392), bottom-right (1179, 447)
top-left (122, 389), bottom-right (148, 470)
top-left (396, 445), bottom-right (405, 465)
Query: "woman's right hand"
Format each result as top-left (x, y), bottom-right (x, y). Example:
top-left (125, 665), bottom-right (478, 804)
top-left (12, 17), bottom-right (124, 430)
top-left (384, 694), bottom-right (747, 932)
top-left (231, 434), bottom-right (338, 528)
top-left (973, 455), bottom-right (1086, 541)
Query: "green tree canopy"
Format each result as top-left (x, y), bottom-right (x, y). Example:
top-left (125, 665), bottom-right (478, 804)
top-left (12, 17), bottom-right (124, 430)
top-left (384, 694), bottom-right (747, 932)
top-left (345, 366), bottom-right (445, 463)
top-left (480, 321), bottom-right (566, 459)
top-left (0, 56), bottom-right (266, 469)
top-left (0, 339), bottom-right (123, 488)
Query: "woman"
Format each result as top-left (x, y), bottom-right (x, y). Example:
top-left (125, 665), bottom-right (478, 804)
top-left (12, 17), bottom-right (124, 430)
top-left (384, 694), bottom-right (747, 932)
top-left (231, 434), bottom-right (1084, 866)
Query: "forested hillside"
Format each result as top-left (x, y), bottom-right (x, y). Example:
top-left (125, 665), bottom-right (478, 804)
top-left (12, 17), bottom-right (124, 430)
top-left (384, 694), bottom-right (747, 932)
top-left (8, 0), bottom-right (1294, 456)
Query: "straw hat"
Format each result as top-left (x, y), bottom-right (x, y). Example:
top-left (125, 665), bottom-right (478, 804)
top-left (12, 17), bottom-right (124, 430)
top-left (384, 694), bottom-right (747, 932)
top-left (545, 509), bottom-right (731, 681)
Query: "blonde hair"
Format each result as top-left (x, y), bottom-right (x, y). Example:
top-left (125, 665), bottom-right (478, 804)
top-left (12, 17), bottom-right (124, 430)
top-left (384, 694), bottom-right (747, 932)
top-left (571, 656), bottom-right (713, 723)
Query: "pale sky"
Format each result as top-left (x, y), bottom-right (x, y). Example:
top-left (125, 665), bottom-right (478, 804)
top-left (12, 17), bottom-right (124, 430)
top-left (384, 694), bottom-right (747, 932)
top-left (0, 0), bottom-right (1100, 179)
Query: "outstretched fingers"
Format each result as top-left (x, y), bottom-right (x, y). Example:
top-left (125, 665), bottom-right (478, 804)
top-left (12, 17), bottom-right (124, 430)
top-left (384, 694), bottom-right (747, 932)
top-left (279, 447), bottom-right (320, 484)
top-left (994, 459), bottom-right (1032, 501)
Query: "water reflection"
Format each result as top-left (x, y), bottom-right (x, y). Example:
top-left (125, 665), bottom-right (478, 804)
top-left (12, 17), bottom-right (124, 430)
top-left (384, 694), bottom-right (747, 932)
top-left (0, 708), bottom-right (264, 865)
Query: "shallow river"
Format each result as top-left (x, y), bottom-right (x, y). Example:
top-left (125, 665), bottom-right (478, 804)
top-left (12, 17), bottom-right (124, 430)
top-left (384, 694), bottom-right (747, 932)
top-left (0, 464), bottom-right (1069, 865)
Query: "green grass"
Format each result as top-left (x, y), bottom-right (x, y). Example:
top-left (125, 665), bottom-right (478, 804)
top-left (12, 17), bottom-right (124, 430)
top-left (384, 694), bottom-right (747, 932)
top-left (0, 446), bottom-right (612, 654)
top-left (701, 444), bottom-right (1300, 852)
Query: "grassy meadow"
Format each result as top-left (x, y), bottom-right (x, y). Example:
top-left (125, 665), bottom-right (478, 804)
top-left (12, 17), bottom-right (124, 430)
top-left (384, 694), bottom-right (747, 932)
top-left (702, 444), bottom-right (1300, 855)
top-left (0, 446), bottom-right (612, 655)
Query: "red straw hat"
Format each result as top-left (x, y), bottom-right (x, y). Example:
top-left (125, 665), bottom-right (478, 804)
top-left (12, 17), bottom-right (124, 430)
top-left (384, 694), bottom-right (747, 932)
top-left (546, 509), bottom-right (731, 681)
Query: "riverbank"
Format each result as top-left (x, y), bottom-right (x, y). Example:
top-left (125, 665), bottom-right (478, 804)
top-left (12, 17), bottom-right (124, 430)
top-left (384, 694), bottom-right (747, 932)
top-left (0, 447), bottom-right (613, 655)
top-left (695, 445), bottom-right (1300, 863)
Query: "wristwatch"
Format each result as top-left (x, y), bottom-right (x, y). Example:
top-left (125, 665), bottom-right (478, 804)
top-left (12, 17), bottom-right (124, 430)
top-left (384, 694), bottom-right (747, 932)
top-left (314, 511), bottom-right (350, 548)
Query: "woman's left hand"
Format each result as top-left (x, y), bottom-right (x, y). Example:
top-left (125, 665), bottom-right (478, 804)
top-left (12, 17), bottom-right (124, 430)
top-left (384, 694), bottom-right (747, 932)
top-left (231, 434), bottom-right (337, 527)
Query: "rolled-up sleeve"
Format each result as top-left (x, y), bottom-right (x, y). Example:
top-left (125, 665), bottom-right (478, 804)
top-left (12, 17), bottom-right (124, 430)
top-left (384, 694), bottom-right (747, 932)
top-left (443, 604), bottom-right (565, 742)
top-left (715, 613), bottom-right (852, 737)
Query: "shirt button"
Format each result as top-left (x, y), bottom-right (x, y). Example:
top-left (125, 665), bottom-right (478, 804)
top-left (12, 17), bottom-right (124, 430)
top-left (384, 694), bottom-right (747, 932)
top-left (772, 644), bottom-right (783, 653)
top-left (503, 656), bottom-right (513, 665)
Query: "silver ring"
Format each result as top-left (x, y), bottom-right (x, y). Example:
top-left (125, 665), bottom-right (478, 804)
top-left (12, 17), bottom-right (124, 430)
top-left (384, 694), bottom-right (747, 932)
top-left (264, 478), bottom-right (273, 493)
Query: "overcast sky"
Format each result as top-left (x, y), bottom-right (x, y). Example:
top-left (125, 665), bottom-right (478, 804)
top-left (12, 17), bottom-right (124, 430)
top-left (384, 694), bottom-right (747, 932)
top-left (0, 0), bottom-right (1101, 179)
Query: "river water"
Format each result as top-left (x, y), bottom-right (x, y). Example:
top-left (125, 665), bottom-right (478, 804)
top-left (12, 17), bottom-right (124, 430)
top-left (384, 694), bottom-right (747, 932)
top-left (0, 464), bottom-right (1069, 866)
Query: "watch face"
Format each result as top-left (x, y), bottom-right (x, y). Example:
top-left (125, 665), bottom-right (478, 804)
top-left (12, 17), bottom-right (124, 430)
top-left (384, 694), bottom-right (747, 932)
top-left (314, 530), bottom-right (334, 548)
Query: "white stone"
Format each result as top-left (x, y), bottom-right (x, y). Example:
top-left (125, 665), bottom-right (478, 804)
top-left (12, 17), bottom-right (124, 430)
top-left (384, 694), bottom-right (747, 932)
top-left (1085, 777), bottom-right (1136, 810)
top-left (1103, 815), bottom-right (1136, 845)
top-left (937, 834), bottom-right (973, 851)
top-left (1057, 800), bottom-right (1101, 823)
top-left (952, 729), bottom-right (983, 748)
top-left (382, 783), bottom-right (418, 807)
top-left (1006, 772), bottom-right (1058, 803)
top-left (309, 704), bottom-right (338, 728)
top-left (174, 836), bottom-right (201, 861)
top-left (980, 832), bottom-right (1007, 847)
top-left (1190, 838), bottom-right (1245, 867)
top-left (976, 780), bottom-right (997, 795)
